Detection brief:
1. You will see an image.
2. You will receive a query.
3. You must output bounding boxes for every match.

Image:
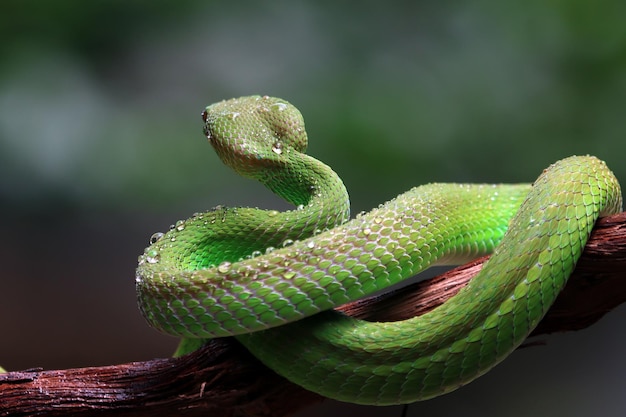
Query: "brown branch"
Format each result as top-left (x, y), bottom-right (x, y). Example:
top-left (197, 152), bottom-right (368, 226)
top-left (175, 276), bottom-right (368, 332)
top-left (2, 212), bottom-right (626, 417)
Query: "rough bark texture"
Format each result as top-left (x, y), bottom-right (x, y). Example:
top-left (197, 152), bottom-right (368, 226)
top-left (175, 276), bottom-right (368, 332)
top-left (1, 212), bottom-right (625, 417)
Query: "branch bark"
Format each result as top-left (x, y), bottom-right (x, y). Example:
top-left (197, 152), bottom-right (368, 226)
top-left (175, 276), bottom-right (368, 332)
top-left (2, 212), bottom-right (626, 417)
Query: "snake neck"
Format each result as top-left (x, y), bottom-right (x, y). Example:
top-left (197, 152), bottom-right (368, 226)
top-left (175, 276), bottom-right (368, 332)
top-left (257, 150), bottom-right (350, 233)
top-left (139, 151), bottom-right (349, 271)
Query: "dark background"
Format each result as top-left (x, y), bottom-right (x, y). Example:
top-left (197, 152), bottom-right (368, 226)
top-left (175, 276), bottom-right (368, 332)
top-left (1, 2), bottom-right (625, 416)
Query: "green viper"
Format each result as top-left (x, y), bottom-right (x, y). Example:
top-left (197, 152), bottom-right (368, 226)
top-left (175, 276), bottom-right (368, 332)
top-left (136, 95), bottom-right (622, 405)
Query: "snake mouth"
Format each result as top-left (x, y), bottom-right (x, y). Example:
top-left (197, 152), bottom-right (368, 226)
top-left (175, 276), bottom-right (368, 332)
top-left (201, 109), bottom-right (211, 138)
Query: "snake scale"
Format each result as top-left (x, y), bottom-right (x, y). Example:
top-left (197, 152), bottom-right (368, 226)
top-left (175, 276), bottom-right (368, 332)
top-left (136, 95), bottom-right (622, 405)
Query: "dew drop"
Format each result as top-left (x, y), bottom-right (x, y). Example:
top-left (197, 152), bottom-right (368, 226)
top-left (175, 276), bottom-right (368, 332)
top-left (373, 216), bottom-right (383, 224)
top-left (362, 228), bottom-right (372, 236)
top-left (146, 250), bottom-right (160, 264)
top-left (149, 232), bottom-right (164, 244)
top-left (251, 250), bottom-right (262, 258)
top-left (175, 220), bottom-right (186, 231)
top-left (272, 142), bottom-right (283, 155)
top-left (271, 102), bottom-right (288, 112)
top-left (296, 204), bottom-right (305, 210)
top-left (265, 246), bottom-right (275, 254)
top-left (267, 210), bottom-right (279, 217)
top-left (306, 241), bottom-right (316, 249)
top-left (282, 239), bottom-right (294, 247)
top-left (217, 261), bottom-right (231, 273)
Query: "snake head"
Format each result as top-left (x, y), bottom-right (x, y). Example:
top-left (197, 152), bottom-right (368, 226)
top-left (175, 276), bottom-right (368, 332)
top-left (202, 96), bottom-right (308, 179)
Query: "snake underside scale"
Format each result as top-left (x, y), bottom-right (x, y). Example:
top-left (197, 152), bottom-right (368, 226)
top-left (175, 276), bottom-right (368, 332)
top-left (136, 95), bottom-right (622, 405)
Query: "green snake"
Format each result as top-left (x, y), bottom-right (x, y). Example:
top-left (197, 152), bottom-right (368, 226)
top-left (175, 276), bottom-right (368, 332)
top-left (136, 95), bottom-right (622, 405)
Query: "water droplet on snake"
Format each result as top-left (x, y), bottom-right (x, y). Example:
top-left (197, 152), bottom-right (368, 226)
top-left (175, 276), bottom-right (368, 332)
top-left (265, 246), bottom-right (275, 254)
top-left (149, 232), bottom-right (164, 244)
top-left (267, 210), bottom-right (279, 217)
top-left (251, 250), bottom-right (262, 258)
top-left (306, 241), bottom-right (316, 249)
top-left (217, 261), bottom-right (231, 273)
top-left (271, 102), bottom-right (288, 112)
top-left (282, 239), bottom-right (294, 247)
top-left (272, 142), bottom-right (283, 155)
top-left (146, 250), bottom-right (160, 264)
top-left (175, 220), bottom-right (186, 231)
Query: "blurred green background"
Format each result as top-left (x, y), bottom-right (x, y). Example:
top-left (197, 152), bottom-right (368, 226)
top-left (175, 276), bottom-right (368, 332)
top-left (1, 1), bottom-right (625, 416)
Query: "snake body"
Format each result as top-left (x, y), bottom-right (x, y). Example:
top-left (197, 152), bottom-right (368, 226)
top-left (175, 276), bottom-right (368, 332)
top-left (136, 96), bottom-right (622, 405)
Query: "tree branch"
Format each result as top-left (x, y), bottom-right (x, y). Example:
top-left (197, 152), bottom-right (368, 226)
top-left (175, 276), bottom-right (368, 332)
top-left (2, 212), bottom-right (626, 417)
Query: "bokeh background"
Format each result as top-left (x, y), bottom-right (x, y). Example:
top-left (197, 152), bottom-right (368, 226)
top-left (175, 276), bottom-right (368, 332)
top-left (2, 2), bottom-right (625, 416)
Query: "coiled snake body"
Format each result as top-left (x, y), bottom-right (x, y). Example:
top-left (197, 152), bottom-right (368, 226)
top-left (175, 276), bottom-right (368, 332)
top-left (136, 96), bottom-right (622, 405)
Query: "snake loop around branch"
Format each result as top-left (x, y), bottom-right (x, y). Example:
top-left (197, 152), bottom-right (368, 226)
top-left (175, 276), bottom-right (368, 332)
top-left (136, 96), bottom-right (622, 405)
